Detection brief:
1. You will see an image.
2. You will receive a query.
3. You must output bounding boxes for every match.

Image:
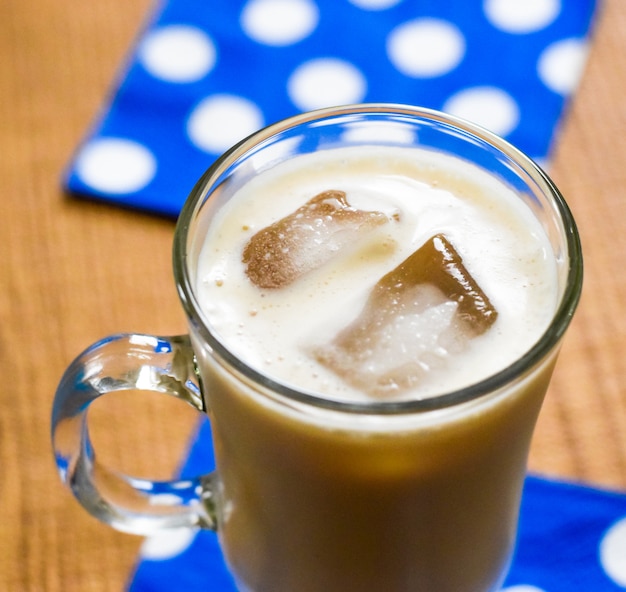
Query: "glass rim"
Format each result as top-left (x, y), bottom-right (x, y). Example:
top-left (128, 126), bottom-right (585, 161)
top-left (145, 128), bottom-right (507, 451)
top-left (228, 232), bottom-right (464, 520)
top-left (173, 103), bottom-right (583, 415)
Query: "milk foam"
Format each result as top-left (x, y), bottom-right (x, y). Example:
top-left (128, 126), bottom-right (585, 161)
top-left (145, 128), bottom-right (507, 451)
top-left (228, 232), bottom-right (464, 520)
top-left (195, 146), bottom-right (557, 401)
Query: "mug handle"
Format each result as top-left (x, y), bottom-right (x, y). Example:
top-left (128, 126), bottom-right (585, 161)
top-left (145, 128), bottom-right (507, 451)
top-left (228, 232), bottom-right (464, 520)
top-left (51, 333), bottom-right (218, 535)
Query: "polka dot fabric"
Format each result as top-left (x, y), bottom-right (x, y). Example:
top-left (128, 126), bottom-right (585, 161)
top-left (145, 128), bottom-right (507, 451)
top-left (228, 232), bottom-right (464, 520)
top-left (128, 418), bottom-right (626, 592)
top-left (65, 0), bottom-right (598, 217)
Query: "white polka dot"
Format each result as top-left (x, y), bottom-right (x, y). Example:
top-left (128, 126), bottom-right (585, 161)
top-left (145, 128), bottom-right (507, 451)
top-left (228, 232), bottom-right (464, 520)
top-left (387, 18), bottom-right (465, 78)
top-left (500, 586), bottom-right (547, 592)
top-left (74, 138), bottom-right (156, 194)
top-left (241, 0), bottom-right (319, 46)
top-left (484, 0), bottom-right (561, 34)
top-left (187, 94), bottom-right (265, 154)
top-left (141, 527), bottom-right (197, 561)
top-left (532, 156), bottom-right (551, 172)
top-left (138, 25), bottom-right (216, 83)
top-left (341, 121), bottom-right (417, 145)
top-left (600, 516), bottom-right (626, 587)
top-left (538, 38), bottom-right (588, 96)
top-left (287, 58), bottom-right (367, 112)
top-left (349, 0), bottom-right (402, 9)
top-left (443, 86), bottom-right (520, 138)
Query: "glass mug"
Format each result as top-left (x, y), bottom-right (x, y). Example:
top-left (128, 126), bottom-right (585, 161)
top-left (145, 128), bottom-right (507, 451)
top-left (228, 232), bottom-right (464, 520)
top-left (52, 105), bottom-right (583, 592)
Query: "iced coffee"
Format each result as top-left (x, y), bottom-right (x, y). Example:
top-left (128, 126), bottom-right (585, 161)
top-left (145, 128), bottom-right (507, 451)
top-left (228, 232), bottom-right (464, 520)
top-left (49, 108), bottom-right (581, 592)
top-left (190, 143), bottom-right (560, 592)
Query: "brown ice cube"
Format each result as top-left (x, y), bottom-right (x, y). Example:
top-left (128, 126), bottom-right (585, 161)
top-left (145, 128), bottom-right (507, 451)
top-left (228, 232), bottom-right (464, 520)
top-left (314, 234), bottom-right (498, 396)
top-left (374, 233), bottom-right (498, 335)
top-left (242, 190), bottom-right (389, 289)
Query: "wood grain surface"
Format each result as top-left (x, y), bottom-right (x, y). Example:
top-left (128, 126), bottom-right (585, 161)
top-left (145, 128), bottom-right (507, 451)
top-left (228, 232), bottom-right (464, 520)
top-left (1, 0), bottom-right (625, 590)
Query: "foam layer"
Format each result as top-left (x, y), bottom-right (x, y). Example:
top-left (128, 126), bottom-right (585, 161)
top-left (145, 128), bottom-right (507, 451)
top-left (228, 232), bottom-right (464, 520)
top-left (195, 145), bottom-right (557, 401)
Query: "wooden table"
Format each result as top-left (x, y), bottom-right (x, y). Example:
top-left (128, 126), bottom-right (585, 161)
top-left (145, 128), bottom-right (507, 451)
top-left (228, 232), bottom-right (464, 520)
top-left (2, 0), bottom-right (625, 590)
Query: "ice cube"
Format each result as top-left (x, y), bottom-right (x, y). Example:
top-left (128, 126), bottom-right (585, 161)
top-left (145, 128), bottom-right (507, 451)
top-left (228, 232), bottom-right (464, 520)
top-left (242, 190), bottom-right (389, 289)
top-left (313, 234), bottom-right (498, 396)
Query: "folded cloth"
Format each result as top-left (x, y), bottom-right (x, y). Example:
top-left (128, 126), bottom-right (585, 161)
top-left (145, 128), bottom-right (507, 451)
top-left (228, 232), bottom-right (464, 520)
top-left (127, 417), bottom-right (626, 592)
top-left (64, 0), bottom-right (598, 217)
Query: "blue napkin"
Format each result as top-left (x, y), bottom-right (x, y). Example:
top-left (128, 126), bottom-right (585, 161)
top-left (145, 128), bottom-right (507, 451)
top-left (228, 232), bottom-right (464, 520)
top-left (65, 0), bottom-right (598, 217)
top-left (127, 417), bottom-right (626, 592)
